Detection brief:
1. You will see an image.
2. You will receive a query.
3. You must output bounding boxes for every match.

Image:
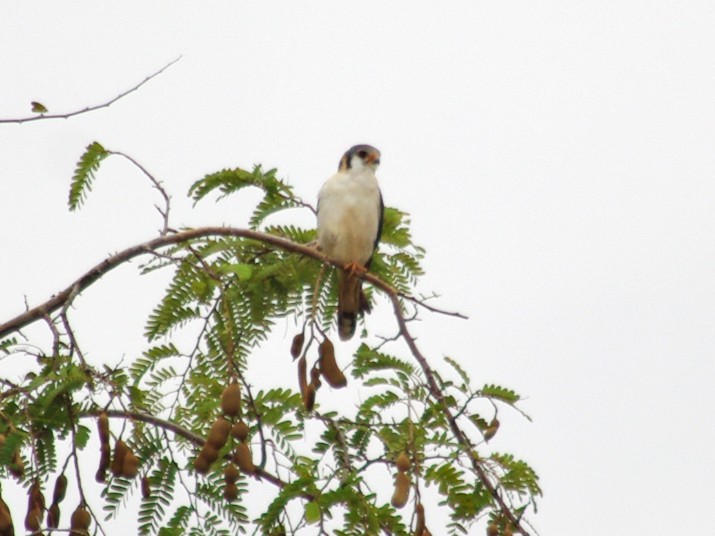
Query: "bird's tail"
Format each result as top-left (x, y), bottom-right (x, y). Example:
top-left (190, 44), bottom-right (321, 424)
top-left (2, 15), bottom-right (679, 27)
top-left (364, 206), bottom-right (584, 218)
top-left (337, 271), bottom-right (362, 340)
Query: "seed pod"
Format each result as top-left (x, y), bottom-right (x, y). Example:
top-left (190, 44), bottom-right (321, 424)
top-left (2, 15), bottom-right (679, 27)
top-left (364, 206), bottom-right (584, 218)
top-left (193, 454), bottom-right (211, 475)
top-left (221, 382), bottom-right (241, 417)
top-left (396, 452), bottom-right (410, 473)
top-left (122, 450), bottom-right (140, 479)
top-left (391, 471), bottom-right (410, 509)
top-left (290, 333), bottom-right (305, 359)
top-left (310, 366), bottom-right (322, 389)
top-left (303, 382), bottom-right (316, 411)
top-left (96, 443), bottom-right (111, 482)
top-left (484, 418), bottom-right (500, 441)
top-left (97, 411), bottom-right (110, 444)
top-left (414, 502), bottom-right (425, 535)
top-left (28, 480), bottom-right (44, 510)
top-left (200, 444), bottom-right (220, 464)
top-left (52, 474), bottom-right (68, 504)
top-left (503, 526), bottom-right (513, 536)
top-left (111, 440), bottom-right (129, 477)
top-left (141, 477), bottom-right (151, 499)
top-left (235, 442), bottom-right (255, 474)
top-left (70, 504), bottom-right (91, 533)
top-left (224, 463), bottom-right (239, 484)
top-left (47, 502), bottom-right (60, 528)
top-left (9, 450), bottom-right (24, 479)
top-left (0, 497), bottom-right (13, 535)
top-left (486, 523), bottom-right (499, 536)
top-left (297, 355), bottom-right (308, 397)
top-left (24, 505), bottom-right (41, 532)
top-left (319, 339), bottom-right (347, 388)
top-left (223, 482), bottom-right (238, 501)
top-left (231, 421), bottom-right (249, 442)
top-left (206, 417), bottom-right (231, 450)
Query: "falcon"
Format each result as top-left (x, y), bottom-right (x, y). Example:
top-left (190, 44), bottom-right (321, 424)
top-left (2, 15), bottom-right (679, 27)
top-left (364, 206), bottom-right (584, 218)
top-left (317, 144), bottom-right (384, 340)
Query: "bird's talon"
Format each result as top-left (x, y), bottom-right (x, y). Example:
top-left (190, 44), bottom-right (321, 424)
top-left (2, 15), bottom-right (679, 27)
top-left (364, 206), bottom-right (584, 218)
top-left (344, 262), bottom-right (367, 277)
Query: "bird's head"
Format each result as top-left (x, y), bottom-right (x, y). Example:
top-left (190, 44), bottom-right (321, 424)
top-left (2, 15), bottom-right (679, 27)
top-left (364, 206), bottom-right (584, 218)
top-left (339, 144), bottom-right (381, 173)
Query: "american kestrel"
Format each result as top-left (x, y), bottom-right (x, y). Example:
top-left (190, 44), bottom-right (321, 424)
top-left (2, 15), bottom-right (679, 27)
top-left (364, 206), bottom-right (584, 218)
top-left (317, 144), bottom-right (384, 340)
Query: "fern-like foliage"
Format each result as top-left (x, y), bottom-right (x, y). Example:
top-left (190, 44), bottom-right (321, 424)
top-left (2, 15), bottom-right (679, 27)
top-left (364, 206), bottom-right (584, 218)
top-left (68, 141), bottom-right (108, 210)
top-left (0, 149), bottom-right (539, 536)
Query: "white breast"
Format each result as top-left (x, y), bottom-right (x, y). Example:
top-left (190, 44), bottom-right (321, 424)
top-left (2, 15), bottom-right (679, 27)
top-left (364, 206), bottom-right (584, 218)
top-left (317, 168), bottom-right (381, 265)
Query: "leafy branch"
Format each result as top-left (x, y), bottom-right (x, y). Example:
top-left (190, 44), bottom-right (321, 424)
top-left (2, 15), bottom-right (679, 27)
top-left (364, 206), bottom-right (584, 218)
top-left (0, 144), bottom-right (539, 535)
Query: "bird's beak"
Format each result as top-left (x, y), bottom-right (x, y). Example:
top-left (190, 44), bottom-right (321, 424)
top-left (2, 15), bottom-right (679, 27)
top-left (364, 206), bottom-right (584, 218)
top-left (366, 153), bottom-right (380, 165)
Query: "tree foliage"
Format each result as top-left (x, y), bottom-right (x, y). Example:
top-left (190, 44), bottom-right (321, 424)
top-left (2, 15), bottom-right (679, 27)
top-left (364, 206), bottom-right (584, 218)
top-left (0, 141), bottom-right (540, 535)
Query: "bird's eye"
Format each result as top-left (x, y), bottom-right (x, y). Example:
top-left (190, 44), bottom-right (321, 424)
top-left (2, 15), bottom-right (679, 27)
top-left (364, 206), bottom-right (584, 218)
top-left (357, 150), bottom-right (368, 158)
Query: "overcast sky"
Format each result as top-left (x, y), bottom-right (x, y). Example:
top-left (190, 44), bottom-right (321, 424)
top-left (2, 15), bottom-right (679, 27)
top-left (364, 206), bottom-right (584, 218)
top-left (2, 2), bottom-right (715, 534)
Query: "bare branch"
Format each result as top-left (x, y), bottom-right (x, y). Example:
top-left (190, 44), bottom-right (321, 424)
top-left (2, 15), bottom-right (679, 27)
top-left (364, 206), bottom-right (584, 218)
top-left (109, 150), bottom-right (172, 235)
top-left (0, 56), bottom-right (182, 124)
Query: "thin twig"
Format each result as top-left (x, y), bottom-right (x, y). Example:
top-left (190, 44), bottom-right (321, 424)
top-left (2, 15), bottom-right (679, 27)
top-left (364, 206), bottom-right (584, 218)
top-left (109, 150), bottom-right (172, 235)
top-left (0, 56), bottom-right (182, 124)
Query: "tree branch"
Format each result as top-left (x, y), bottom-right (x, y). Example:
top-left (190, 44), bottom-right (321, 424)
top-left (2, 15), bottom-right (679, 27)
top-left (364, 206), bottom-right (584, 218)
top-left (0, 56), bottom-right (182, 124)
top-left (3, 227), bottom-right (527, 532)
top-left (80, 408), bottom-right (311, 499)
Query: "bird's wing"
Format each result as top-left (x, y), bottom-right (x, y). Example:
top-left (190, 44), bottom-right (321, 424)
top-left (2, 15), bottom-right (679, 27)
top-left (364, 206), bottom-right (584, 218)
top-left (366, 191), bottom-right (384, 268)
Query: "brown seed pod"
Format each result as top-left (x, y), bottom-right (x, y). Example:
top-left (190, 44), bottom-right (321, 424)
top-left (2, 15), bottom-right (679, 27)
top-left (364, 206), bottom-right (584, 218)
top-left (111, 439), bottom-right (129, 477)
top-left (486, 523), bottom-right (499, 536)
top-left (24, 505), bottom-right (41, 532)
top-left (28, 480), bottom-right (45, 510)
top-left (310, 366), bottom-right (322, 389)
top-left (223, 482), bottom-right (239, 501)
top-left (0, 497), bottom-right (13, 535)
top-left (235, 441), bottom-right (255, 474)
top-left (231, 420), bottom-right (249, 442)
top-left (391, 471), bottom-right (410, 509)
top-left (200, 443), bottom-right (220, 464)
top-left (122, 450), bottom-right (140, 479)
top-left (206, 417), bottom-right (231, 450)
top-left (9, 450), bottom-right (24, 479)
top-left (290, 333), bottom-right (305, 359)
top-left (484, 418), bottom-right (500, 441)
top-left (303, 382), bottom-right (316, 411)
top-left (97, 411), bottom-right (110, 444)
top-left (396, 452), bottom-right (410, 473)
top-left (193, 454), bottom-right (211, 475)
top-left (52, 474), bottom-right (68, 504)
top-left (96, 443), bottom-right (111, 482)
top-left (70, 504), bottom-right (91, 533)
top-left (503, 526), bottom-right (513, 536)
top-left (224, 463), bottom-right (239, 484)
top-left (318, 339), bottom-right (347, 388)
top-left (221, 382), bottom-right (241, 417)
top-left (297, 355), bottom-right (308, 397)
top-left (141, 477), bottom-right (151, 499)
top-left (47, 502), bottom-right (60, 528)
top-left (414, 502), bottom-right (425, 535)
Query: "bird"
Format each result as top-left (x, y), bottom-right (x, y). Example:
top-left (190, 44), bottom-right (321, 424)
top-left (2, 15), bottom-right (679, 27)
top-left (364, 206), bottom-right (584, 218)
top-left (317, 144), bottom-right (384, 340)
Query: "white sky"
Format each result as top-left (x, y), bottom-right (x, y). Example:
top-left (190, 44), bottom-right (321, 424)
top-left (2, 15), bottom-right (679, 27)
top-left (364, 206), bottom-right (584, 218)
top-left (2, 1), bottom-right (715, 534)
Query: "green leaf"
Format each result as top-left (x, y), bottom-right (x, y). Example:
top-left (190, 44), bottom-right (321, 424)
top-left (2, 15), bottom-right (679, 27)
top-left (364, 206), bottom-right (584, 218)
top-left (31, 101), bottom-right (48, 113)
top-left (480, 384), bottom-right (520, 404)
top-left (304, 501), bottom-right (320, 524)
top-left (69, 141), bottom-right (109, 210)
top-left (218, 263), bottom-right (253, 281)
